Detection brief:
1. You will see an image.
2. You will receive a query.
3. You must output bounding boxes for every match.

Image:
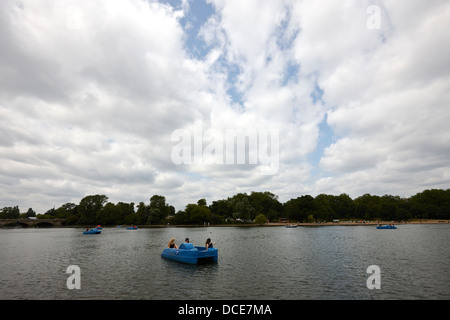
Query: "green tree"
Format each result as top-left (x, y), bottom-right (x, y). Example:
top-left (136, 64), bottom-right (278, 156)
top-left (172, 210), bottom-right (190, 224)
top-left (100, 202), bottom-right (122, 225)
top-left (233, 197), bottom-right (255, 222)
top-left (254, 214), bottom-right (267, 224)
top-left (284, 195), bottom-right (315, 222)
top-left (116, 202), bottom-right (135, 223)
top-left (190, 205), bottom-right (211, 224)
top-left (209, 199), bottom-right (232, 220)
top-left (56, 203), bottom-right (77, 218)
top-left (0, 206), bottom-right (20, 219)
top-left (25, 208), bottom-right (36, 218)
top-left (380, 195), bottom-right (399, 220)
top-left (54, 203), bottom-right (78, 224)
top-left (396, 208), bottom-right (412, 220)
top-left (409, 189), bottom-right (450, 219)
top-left (78, 195), bottom-right (108, 225)
top-left (249, 191), bottom-right (283, 220)
top-left (147, 195), bottom-right (173, 224)
top-left (43, 207), bottom-right (57, 217)
top-left (331, 194), bottom-right (355, 219)
top-left (134, 202), bottom-right (149, 225)
top-left (314, 194), bottom-right (337, 221)
top-left (354, 194), bottom-right (381, 220)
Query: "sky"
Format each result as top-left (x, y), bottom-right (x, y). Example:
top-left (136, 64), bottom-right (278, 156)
top-left (1, 0), bottom-right (450, 213)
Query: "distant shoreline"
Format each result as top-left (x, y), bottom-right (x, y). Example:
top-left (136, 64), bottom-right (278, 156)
top-left (162, 219), bottom-right (449, 228)
top-left (119, 219), bottom-right (450, 228)
top-left (1, 219), bottom-right (448, 229)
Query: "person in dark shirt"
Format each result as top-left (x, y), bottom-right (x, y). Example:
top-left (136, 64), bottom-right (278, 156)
top-left (168, 238), bottom-right (178, 249)
top-left (205, 238), bottom-right (215, 249)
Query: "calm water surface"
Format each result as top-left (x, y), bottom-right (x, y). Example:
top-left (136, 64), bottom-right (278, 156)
top-left (1, 224), bottom-right (449, 299)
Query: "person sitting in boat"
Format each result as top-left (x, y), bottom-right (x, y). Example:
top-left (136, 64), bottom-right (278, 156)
top-left (168, 238), bottom-right (178, 249)
top-left (185, 238), bottom-right (190, 243)
top-left (205, 238), bottom-right (215, 249)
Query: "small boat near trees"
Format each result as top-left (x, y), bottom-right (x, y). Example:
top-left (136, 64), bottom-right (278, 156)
top-left (376, 225), bottom-right (397, 229)
top-left (126, 226), bottom-right (138, 230)
top-left (161, 243), bottom-right (218, 264)
top-left (83, 227), bottom-right (101, 234)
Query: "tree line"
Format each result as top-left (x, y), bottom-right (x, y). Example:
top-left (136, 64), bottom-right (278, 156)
top-left (1, 189), bottom-right (450, 225)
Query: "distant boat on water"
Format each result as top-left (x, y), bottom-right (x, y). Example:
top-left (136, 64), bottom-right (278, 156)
top-left (83, 227), bottom-right (101, 234)
top-left (376, 225), bottom-right (397, 229)
top-left (286, 225), bottom-right (297, 228)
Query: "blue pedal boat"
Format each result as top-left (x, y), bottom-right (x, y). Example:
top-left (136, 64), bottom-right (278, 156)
top-left (376, 225), bottom-right (397, 229)
top-left (83, 228), bottom-right (101, 234)
top-left (161, 243), bottom-right (218, 264)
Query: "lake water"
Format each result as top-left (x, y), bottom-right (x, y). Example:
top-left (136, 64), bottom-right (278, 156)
top-left (0, 224), bottom-right (449, 300)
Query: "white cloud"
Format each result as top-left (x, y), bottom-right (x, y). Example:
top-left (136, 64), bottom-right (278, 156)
top-left (313, 0), bottom-right (450, 197)
top-left (0, 0), bottom-right (209, 211)
top-left (1, 0), bottom-right (449, 213)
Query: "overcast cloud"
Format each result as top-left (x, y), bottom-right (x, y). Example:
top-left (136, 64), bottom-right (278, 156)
top-left (1, 0), bottom-right (449, 213)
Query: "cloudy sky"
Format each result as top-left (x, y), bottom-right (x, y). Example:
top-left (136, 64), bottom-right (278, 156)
top-left (1, 0), bottom-right (449, 213)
